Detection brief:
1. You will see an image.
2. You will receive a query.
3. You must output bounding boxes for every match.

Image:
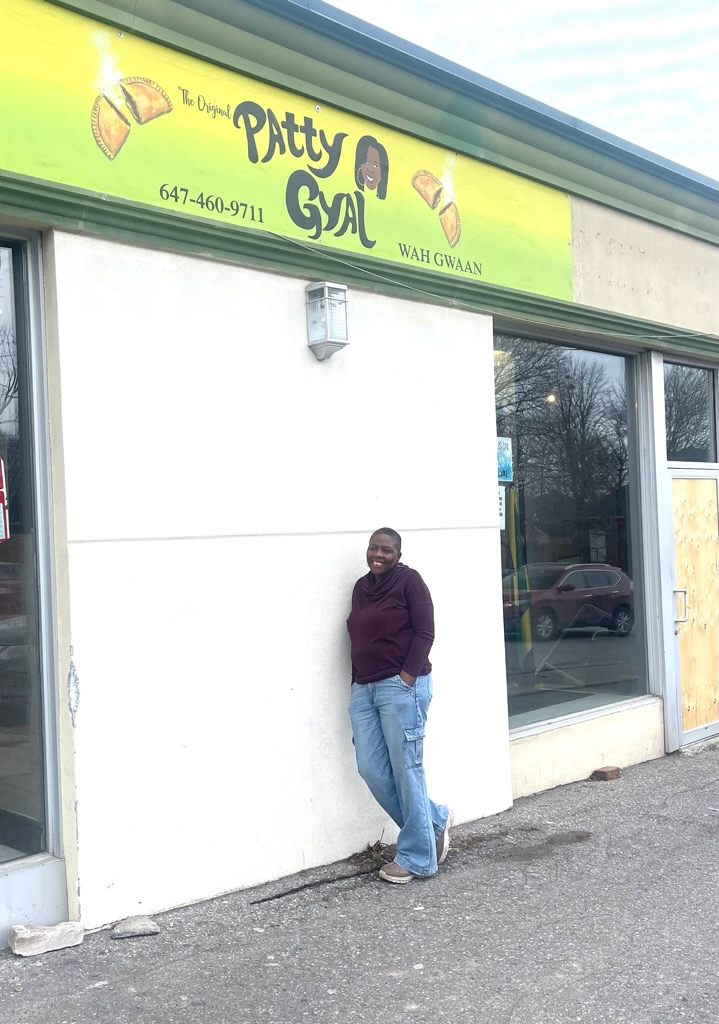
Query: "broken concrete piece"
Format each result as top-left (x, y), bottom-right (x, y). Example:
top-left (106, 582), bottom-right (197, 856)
top-left (591, 766), bottom-right (621, 781)
top-left (110, 915), bottom-right (161, 939)
top-left (9, 921), bottom-right (84, 957)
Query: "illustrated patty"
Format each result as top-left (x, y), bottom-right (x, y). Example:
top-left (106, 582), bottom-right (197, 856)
top-left (91, 93), bottom-right (131, 160)
top-left (119, 77), bottom-right (173, 124)
top-left (411, 170), bottom-right (444, 210)
top-left (439, 201), bottom-right (461, 248)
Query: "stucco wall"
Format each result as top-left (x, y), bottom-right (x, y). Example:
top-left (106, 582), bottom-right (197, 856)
top-left (510, 697), bottom-right (665, 799)
top-left (49, 231), bottom-right (512, 928)
top-left (572, 199), bottom-right (719, 334)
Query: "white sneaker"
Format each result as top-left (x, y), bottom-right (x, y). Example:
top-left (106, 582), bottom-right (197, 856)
top-left (436, 809), bottom-right (454, 865)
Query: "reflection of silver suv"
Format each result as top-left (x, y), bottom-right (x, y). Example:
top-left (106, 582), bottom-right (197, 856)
top-left (502, 563), bottom-right (634, 641)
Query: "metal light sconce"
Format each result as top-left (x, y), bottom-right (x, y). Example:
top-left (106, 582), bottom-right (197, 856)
top-left (305, 282), bottom-right (349, 361)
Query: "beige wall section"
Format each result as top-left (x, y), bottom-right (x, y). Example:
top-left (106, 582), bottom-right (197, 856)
top-left (572, 199), bottom-right (719, 334)
top-left (510, 697), bottom-right (665, 799)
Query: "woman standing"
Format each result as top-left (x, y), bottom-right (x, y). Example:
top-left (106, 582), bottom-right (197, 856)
top-left (347, 528), bottom-right (451, 883)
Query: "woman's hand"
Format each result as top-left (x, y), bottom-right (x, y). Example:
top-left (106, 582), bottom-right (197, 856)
top-left (399, 670), bottom-right (416, 686)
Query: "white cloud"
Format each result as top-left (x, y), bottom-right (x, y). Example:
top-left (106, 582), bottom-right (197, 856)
top-left (327, 0), bottom-right (719, 177)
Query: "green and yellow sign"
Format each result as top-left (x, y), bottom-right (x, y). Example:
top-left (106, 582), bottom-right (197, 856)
top-left (0, 0), bottom-right (572, 298)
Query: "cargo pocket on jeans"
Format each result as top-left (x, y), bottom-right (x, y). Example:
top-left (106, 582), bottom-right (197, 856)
top-left (403, 726), bottom-right (425, 768)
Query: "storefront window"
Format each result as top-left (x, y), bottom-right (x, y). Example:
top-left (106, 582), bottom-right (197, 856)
top-left (495, 334), bottom-right (647, 729)
top-left (664, 363), bottom-right (716, 462)
top-left (0, 243), bottom-right (45, 864)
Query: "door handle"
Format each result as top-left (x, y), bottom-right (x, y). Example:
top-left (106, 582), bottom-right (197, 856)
top-left (674, 589), bottom-right (689, 623)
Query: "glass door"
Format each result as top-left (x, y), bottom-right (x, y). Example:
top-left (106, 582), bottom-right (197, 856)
top-left (0, 236), bottom-right (66, 945)
top-left (0, 242), bottom-right (46, 864)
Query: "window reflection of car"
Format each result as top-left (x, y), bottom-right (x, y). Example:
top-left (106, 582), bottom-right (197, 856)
top-left (502, 563), bottom-right (634, 641)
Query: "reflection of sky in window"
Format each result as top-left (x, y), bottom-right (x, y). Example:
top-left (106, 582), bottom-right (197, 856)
top-left (0, 247), bottom-right (11, 329)
top-left (496, 338), bottom-right (626, 389)
top-left (572, 347), bottom-right (625, 384)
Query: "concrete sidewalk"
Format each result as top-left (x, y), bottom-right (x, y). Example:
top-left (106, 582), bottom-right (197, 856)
top-left (2, 746), bottom-right (719, 1024)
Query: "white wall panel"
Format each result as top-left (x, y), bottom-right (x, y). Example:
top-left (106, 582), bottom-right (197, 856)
top-left (51, 233), bottom-right (497, 542)
top-left (52, 232), bottom-right (511, 927)
top-left (66, 530), bottom-right (509, 926)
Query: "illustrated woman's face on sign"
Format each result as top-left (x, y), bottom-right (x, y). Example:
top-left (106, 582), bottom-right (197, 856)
top-left (367, 532), bottom-right (401, 577)
top-left (360, 145), bottom-right (382, 190)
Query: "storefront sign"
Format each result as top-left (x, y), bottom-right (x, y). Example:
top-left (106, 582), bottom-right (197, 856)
top-left (498, 485), bottom-right (506, 530)
top-left (0, 0), bottom-right (572, 298)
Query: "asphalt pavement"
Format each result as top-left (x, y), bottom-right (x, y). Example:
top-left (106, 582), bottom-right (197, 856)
top-left (2, 743), bottom-right (719, 1024)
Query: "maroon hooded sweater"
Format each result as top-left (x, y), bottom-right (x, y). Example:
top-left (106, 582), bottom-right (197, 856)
top-left (346, 562), bottom-right (434, 684)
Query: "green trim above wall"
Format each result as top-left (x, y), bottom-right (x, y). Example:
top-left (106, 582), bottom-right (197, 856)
top-left (49, 0), bottom-right (718, 245)
top-left (2, 170), bottom-right (716, 358)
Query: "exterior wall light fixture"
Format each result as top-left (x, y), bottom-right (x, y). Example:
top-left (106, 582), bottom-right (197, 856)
top-left (305, 281), bottom-right (349, 361)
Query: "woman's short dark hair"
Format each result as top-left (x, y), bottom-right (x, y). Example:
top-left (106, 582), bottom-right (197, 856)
top-left (371, 527), bottom-right (402, 551)
top-left (355, 135), bottom-right (389, 199)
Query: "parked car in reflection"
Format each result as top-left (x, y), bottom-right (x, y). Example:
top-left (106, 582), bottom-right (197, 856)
top-left (502, 563), bottom-right (634, 640)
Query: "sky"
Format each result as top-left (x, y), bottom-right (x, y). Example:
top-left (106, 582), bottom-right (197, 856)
top-left (326, 0), bottom-right (719, 181)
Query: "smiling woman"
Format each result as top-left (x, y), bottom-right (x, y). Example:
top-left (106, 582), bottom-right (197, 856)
top-left (494, 333), bottom-right (648, 730)
top-left (345, 528), bottom-right (451, 884)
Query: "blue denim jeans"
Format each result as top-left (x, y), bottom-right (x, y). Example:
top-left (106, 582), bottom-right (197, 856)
top-left (349, 674), bottom-right (449, 877)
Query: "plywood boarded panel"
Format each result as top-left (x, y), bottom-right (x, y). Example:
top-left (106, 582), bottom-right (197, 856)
top-left (672, 478), bottom-right (719, 732)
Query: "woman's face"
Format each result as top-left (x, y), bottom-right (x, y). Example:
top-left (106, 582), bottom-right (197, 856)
top-left (360, 146), bottom-right (382, 190)
top-left (366, 532), bottom-right (400, 577)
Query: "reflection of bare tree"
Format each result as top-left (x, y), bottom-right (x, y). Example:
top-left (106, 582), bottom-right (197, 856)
top-left (524, 360), bottom-right (617, 505)
top-left (495, 336), bottom-right (558, 433)
top-left (0, 323), bottom-right (19, 423)
top-left (0, 323), bottom-right (20, 540)
top-left (664, 364), bottom-right (712, 460)
top-left (494, 335), bottom-right (629, 566)
top-left (603, 380), bottom-right (628, 492)
top-left (495, 336), bottom-right (627, 501)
